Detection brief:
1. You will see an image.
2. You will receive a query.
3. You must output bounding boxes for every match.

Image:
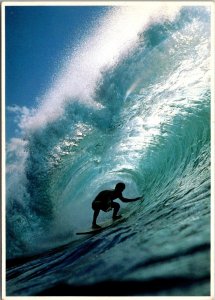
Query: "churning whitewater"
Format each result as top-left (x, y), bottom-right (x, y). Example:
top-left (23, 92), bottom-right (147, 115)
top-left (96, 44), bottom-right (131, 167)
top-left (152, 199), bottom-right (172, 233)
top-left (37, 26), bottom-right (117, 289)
top-left (6, 5), bottom-right (210, 296)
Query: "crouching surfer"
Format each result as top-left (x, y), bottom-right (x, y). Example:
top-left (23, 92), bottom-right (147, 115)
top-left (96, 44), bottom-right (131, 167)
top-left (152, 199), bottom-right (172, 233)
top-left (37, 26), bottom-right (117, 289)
top-left (92, 182), bottom-right (142, 229)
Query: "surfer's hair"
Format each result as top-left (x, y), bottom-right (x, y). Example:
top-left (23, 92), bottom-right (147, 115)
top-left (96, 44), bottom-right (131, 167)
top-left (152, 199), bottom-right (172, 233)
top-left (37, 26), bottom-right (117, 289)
top-left (115, 182), bottom-right (125, 191)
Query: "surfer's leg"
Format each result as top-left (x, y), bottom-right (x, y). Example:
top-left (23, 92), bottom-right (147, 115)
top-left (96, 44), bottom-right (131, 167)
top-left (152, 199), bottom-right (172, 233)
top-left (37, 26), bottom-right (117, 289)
top-left (92, 209), bottom-right (101, 228)
top-left (112, 202), bottom-right (121, 219)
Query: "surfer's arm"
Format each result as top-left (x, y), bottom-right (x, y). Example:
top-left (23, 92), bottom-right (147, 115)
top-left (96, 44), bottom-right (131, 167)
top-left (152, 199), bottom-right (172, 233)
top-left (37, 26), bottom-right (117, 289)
top-left (119, 196), bottom-right (142, 203)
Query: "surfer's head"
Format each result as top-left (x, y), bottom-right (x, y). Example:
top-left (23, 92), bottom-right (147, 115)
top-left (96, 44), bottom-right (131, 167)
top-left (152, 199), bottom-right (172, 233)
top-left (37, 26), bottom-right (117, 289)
top-left (115, 182), bottom-right (125, 192)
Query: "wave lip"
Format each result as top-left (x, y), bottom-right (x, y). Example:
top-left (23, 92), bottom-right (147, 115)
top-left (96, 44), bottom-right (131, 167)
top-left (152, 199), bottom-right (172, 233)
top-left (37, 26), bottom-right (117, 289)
top-left (10, 5), bottom-right (181, 133)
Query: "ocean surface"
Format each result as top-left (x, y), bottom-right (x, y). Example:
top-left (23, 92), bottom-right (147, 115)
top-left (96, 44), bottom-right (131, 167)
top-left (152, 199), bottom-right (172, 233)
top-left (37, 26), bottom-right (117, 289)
top-left (6, 5), bottom-right (211, 296)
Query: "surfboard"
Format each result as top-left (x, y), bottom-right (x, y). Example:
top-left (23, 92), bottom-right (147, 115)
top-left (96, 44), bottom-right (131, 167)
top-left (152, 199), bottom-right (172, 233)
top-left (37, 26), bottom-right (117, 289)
top-left (76, 216), bottom-right (125, 235)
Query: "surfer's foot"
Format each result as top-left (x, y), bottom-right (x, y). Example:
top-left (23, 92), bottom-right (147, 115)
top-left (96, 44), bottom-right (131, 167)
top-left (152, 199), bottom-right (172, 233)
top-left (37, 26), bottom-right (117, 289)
top-left (92, 224), bottom-right (101, 229)
top-left (113, 215), bottom-right (122, 220)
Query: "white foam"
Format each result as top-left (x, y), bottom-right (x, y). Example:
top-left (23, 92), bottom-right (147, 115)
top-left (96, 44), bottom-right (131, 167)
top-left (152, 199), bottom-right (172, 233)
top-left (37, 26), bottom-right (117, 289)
top-left (6, 138), bottom-right (28, 174)
top-left (16, 5), bottom-right (181, 133)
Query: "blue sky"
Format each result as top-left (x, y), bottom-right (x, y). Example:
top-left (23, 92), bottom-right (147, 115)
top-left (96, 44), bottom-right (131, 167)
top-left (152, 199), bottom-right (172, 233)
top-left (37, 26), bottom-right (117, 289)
top-left (6, 6), bottom-right (108, 140)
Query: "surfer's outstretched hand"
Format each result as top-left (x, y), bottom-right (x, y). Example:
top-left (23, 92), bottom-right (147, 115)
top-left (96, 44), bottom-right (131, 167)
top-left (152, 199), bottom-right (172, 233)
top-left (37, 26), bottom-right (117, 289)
top-left (135, 197), bottom-right (142, 200)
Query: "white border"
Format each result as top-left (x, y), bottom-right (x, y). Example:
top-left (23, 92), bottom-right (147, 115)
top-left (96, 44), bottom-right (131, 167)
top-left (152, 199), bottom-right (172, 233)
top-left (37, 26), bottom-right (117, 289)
top-left (1, 1), bottom-right (214, 300)
top-left (1, 1), bottom-right (214, 6)
top-left (2, 3), bottom-right (6, 300)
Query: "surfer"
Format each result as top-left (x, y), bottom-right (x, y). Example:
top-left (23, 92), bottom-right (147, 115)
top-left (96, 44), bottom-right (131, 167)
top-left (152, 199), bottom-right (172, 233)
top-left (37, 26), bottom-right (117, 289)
top-left (92, 182), bottom-right (142, 228)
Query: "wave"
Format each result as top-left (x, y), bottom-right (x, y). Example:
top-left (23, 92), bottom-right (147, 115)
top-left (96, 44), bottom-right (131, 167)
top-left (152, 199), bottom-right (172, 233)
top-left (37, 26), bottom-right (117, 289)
top-left (6, 4), bottom-right (210, 267)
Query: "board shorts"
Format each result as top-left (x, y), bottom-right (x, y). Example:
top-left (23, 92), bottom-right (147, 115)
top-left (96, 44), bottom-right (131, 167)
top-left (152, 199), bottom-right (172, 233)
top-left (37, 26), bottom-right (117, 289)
top-left (92, 200), bottom-right (112, 212)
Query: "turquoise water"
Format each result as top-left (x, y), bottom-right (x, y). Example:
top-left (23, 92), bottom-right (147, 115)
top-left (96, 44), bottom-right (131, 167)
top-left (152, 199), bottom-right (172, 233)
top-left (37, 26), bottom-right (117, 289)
top-left (6, 6), bottom-right (210, 296)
